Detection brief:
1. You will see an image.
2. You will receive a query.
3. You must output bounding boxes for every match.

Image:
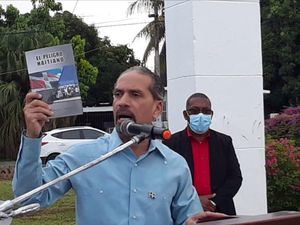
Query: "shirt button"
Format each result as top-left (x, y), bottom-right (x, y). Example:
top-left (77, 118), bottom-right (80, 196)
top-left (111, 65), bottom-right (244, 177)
top-left (164, 160), bottom-right (167, 165)
top-left (133, 188), bottom-right (137, 193)
top-left (99, 190), bottom-right (104, 194)
top-left (134, 163), bottom-right (138, 167)
top-left (132, 215), bottom-right (137, 219)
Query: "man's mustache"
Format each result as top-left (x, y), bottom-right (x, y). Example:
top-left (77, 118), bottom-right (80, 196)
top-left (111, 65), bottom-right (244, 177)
top-left (115, 108), bottom-right (136, 122)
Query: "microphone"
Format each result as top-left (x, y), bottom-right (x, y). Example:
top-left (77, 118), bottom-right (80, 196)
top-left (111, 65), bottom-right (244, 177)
top-left (117, 119), bottom-right (172, 140)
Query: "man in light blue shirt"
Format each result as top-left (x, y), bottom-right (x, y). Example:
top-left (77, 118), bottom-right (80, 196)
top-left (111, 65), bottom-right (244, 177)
top-left (13, 66), bottom-right (225, 225)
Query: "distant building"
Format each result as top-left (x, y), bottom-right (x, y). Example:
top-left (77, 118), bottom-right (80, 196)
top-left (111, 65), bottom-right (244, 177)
top-left (75, 106), bottom-right (114, 132)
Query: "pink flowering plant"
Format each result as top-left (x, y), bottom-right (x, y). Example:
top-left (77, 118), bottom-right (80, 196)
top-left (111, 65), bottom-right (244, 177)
top-left (265, 106), bottom-right (300, 144)
top-left (265, 138), bottom-right (300, 211)
top-left (265, 106), bottom-right (300, 212)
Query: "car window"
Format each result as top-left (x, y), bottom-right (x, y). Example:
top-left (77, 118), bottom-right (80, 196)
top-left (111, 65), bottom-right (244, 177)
top-left (52, 130), bottom-right (82, 139)
top-left (82, 129), bottom-right (104, 139)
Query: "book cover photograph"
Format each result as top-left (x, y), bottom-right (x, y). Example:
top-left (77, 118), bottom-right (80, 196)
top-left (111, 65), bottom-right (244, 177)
top-left (25, 44), bottom-right (83, 118)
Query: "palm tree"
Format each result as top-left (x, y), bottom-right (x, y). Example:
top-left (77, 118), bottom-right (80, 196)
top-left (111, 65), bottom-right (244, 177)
top-left (0, 82), bottom-right (23, 159)
top-left (0, 2), bottom-right (62, 159)
top-left (0, 31), bottom-right (39, 159)
top-left (127, 0), bottom-right (167, 86)
top-left (0, 29), bottom-right (60, 159)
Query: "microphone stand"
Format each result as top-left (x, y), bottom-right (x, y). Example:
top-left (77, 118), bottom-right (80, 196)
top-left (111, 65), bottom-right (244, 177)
top-left (0, 133), bottom-right (146, 219)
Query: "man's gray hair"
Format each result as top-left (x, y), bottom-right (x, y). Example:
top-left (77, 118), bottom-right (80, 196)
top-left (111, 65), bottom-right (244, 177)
top-left (120, 66), bottom-right (164, 100)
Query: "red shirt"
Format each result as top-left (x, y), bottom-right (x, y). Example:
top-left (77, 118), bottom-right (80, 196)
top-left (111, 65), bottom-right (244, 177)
top-left (187, 129), bottom-right (212, 195)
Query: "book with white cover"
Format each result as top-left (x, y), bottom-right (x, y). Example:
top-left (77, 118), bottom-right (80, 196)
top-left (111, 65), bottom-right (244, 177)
top-left (25, 44), bottom-right (83, 118)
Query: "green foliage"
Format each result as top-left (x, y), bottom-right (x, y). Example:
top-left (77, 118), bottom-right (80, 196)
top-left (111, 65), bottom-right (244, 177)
top-left (5, 5), bottom-right (20, 27)
top-left (70, 35), bottom-right (98, 101)
top-left (265, 138), bottom-right (300, 212)
top-left (0, 180), bottom-right (75, 225)
top-left (265, 105), bottom-right (300, 211)
top-left (0, 82), bottom-right (23, 159)
top-left (53, 11), bottom-right (140, 106)
top-left (261, 0), bottom-right (300, 114)
top-left (54, 11), bottom-right (99, 51)
top-left (265, 106), bottom-right (300, 144)
top-left (0, 1), bottom-right (140, 159)
top-left (77, 58), bottom-right (98, 100)
top-left (86, 39), bottom-right (140, 105)
top-left (0, 3), bottom-right (59, 159)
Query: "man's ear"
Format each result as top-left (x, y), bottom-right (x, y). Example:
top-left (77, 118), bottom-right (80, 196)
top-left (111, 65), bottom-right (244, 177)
top-left (152, 100), bottom-right (163, 120)
top-left (183, 110), bottom-right (189, 121)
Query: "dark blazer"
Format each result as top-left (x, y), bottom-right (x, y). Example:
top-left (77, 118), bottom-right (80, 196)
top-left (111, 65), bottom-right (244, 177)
top-left (164, 128), bottom-right (242, 215)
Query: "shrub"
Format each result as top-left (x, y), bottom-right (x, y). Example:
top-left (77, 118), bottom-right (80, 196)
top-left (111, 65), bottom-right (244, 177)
top-left (265, 138), bottom-right (300, 212)
top-left (265, 106), bottom-right (300, 144)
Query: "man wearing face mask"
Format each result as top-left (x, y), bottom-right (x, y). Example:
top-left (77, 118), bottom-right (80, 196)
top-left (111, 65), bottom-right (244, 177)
top-left (164, 93), bottom-right (242, 215)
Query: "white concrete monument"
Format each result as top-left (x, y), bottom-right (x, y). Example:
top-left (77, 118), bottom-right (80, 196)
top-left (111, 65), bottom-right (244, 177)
top-left (165, 0), bottom-right (267, 215)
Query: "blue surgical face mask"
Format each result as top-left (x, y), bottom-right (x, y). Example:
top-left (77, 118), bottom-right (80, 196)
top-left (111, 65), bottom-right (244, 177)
top-left (188, 113), bottom-right (212, 134)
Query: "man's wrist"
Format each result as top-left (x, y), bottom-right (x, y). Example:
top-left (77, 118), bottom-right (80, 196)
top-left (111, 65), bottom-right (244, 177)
top-left (23, 129), bottom-right (43, 139)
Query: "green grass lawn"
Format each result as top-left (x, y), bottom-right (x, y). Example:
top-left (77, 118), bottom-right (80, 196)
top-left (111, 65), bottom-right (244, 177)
top-left (0, 180), bottom-right (75, 225)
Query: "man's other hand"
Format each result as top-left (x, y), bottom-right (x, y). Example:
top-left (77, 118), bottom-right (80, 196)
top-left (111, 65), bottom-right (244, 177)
top-left (199, 194), bottom-right (216, 212)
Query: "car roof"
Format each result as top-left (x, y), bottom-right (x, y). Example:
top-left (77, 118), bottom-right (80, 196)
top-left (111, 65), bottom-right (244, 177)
top-left (44, 126), bottom-right (109, 135)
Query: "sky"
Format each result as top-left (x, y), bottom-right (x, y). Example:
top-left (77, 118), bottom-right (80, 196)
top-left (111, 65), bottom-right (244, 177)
top-left (0, 0), bottom-right (153, 64)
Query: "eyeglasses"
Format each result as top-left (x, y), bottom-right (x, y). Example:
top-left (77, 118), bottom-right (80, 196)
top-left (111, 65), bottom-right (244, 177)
top-left (186, 108), bottom-right (213, 115)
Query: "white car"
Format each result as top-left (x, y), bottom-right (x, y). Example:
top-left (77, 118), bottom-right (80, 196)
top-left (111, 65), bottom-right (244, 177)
top-left (41, 126), bottom-right (109, 164)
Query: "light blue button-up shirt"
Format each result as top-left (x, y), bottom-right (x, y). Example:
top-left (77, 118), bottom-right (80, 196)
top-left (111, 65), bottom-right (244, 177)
top-left (13, 129), bottom-right (202, 225)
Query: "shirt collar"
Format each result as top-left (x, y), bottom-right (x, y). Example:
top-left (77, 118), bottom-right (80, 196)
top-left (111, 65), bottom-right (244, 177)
top-left (109, 128), bottom-right (167, 160)
top-left (148, 139), bottom-right (167, 159)
top-left (186, 127), bottom-right (211, 139)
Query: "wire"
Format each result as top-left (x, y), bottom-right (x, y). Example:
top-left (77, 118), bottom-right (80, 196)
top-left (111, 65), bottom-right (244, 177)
top-left (71, 0), bottom-right (79, 14)
top-left (163, 0), bottom-right (191, 11)
top-left (75, 46), bottom-right (104, 57)
top-left (0, 30), bottom-right (43, 35)
top-left (95, 21), bottom-right (150, 28)
top-left (0, 0), bottom-right (193, 77)
top-left (0, 21), bottom-right (153, 35)
top-left (0, 68), bottom-right (28, 76)
top-left (92, 17), bottom-right (146, 25)
top-left (0, 45), bottom-right (107, 77)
